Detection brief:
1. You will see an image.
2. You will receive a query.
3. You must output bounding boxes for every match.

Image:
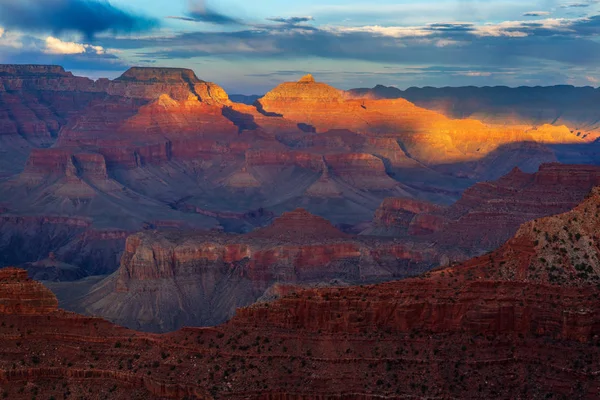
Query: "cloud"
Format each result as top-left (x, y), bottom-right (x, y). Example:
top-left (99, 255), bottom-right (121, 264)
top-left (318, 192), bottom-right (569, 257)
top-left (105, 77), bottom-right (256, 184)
top-left (561, 1), bottom-right (600, 8)
top-left (44, 36), bottom-right (105, 55)
top-left (167, 0), bottom-right (243, 25)
top-left (44, 36), bottom-right (86, 54)
top-left (459, 71), bottom-right (493, 77)
top-left (0, 39), bottom-right (127, 72)
top-left (0, 27), bottom-right (24, 49)
top-left (523, 11), bottom-right (552, 17)
top-left (0, 29), bottom-right (124, 73)
top-left (113, 14), bottom-right (600, 68)
top-left (69, 10), bottom-right (600, 91)
top-left (0, 0), bottom-right (158, 37)
top-left (330, 25), bottom-right (432, 38)
top-left (266, 16), bottom-right (314, 25)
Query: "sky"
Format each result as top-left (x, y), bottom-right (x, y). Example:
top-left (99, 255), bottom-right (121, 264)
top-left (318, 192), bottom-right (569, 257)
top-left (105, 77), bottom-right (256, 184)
top-left (1, 0), bottom-right (600, 93)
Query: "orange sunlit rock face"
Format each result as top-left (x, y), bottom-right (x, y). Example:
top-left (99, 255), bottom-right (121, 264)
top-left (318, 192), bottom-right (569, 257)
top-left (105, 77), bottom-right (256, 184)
top-left (347, 84), bottom-right (600, 142)
top-left (258, 76), bottom-right (583, 165)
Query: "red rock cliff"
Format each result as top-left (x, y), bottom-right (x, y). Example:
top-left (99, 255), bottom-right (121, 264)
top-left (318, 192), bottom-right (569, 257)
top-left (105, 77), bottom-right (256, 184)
top-left (76, 210), bottom-right (440, 332)
top-left (0, 268), bottom-right (58, 314)
top-left (2, 185), bottom-right (600, 399)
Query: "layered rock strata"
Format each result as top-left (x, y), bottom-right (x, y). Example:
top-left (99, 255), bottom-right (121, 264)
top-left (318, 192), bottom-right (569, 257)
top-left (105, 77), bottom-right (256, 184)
top-left (370, 163), bottom-right (600, 253)
top-left (68, 209), bottom-right (441, 332)
top-left (1, 190), bottom-right (599, 398)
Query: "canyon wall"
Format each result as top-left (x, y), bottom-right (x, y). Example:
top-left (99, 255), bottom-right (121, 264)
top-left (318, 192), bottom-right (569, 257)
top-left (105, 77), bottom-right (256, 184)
top-left (1, 189), bottom-right (599, 398)
top-left (71, 209), bottom-right (441, 332)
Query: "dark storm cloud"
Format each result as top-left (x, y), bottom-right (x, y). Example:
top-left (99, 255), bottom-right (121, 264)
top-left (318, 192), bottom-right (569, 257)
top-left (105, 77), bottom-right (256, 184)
top-left (523, 11), bottom-right (552, 16)
top-left (0, 0), bottom-right (159, 37)
top-left (266, 16), bottom-right (314, 25)
top-left (168, 1), bottom-right (317, 28)
top-left (167, 0), bottom-right (244, 25)
top-left (561, 0), bottom-right (600, 8)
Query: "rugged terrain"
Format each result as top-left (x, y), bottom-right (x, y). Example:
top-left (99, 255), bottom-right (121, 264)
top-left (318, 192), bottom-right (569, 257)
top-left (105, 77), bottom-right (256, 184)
top-left (55, 209), bottom-right (443, 332)
top-left (368, 163), bottom-right (600, 252)
top-left (348, 84), bottom-right (600, 142)
top-left (1, 189), bottom-right (599, 399)
top-left (2, 65), bottom-right (599, 278)
top-left (45, 162), bottom-right (600, 331)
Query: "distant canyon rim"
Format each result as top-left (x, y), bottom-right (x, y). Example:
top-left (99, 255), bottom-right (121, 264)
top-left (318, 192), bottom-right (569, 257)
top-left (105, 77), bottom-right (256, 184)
top-left (0, 64), bottom-right (599, 332)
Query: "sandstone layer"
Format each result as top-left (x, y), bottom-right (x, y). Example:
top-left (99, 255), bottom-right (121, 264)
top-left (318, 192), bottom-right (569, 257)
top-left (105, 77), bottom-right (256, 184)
top-left (1, 190), bottom-right (599, 398)
top-left (369, 163), bottom-right (600, 254)
top-left (66, 209), bottom-right (441, 332)
top-left (348, 84), bottom-right (600, 141)
top-left (1, 65), bottom-right (600, 282)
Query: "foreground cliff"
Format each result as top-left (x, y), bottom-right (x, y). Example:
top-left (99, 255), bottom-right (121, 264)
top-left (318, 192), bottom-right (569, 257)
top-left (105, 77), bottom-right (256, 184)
top-left (1, 190), bottom-right (600, 399)
top-left (0, 268), bottom-right (212, 399)
top-left (65, 209), bottom-right (443, 332)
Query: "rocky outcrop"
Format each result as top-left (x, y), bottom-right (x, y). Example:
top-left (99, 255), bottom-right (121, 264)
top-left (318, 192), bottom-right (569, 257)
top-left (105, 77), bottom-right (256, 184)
top-left (110, 67), bottom-right (231, 104)
top-left (2, 191), bottom-right (600, 399)
top-left (370, 163), bottom-right (600, 255)
top-left (248, 208), bottom-right (349, 241)
top-left (0, 268), bottom-right (58, 314)
top-left (0, 215), bottom-right (130, 279)
top-left (433, 163), bottom-right (600, 250)
top-left (70, 210), bottom-right (440, 332)
top-left (324, 153), bottom-right (399, 190)
top-left (369, 198), bottom-right (446, 235)
top-left (0, 65), bottom-right (106, 148)
top-left (258, 76), bottom-right (583, 168)
top-left (0, 268), bottom-right (211, 399)
top-left (21, 148), bottom-right (108, 180)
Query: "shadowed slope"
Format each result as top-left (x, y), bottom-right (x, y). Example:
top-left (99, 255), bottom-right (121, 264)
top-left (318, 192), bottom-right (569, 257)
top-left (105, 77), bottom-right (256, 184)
top-left (2, 190), bottom-right (600, 398)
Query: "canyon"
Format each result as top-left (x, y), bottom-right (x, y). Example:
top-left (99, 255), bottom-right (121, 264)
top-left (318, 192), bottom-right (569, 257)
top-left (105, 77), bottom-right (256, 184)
top-left (48, 163), bottom-right (600, 332)
top-left (2, 63), bottom-right (600, 398)
top-left (1, 64), bottom-right (599, 281)
top-left (369, 163), bottom-right (600, 251)
top-left (0, 189), bottom-right (599, 398)
top-left (54, 209), bottom-right (442, 332)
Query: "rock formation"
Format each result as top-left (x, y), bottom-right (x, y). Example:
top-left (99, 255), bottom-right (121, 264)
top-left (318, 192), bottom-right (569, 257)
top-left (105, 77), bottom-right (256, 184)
top-left (1, 64), bottom-right (600, 284)
top-left (0, 268), bottom-right (58, 314)
top-left (370, 163), bottom-right (600, 254)
top-left (66, 161), bottom-right (600, 331)
top-left (369, 198), bottom-right (445, 235)
top-left (1, 189), bottom-right (599, 398)
top-left (258, 75), bottom-right (583, 168)
top-left (348, 84), bottom-right (600, 141)
top-left (65, 209), bottom-right (441, 332)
